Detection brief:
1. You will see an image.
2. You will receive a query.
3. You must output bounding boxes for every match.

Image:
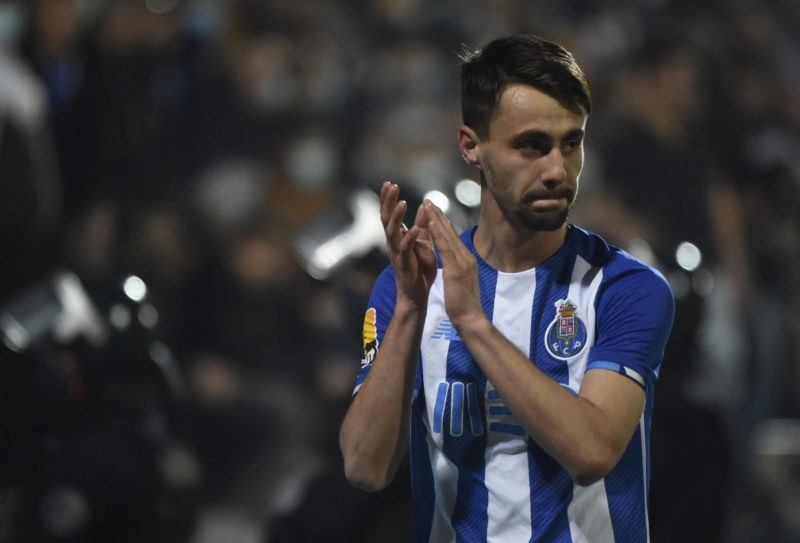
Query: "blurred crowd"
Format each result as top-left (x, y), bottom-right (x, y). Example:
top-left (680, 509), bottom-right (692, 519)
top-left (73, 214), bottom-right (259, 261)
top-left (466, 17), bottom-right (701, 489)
top-left (0, 0), bottom-right (798, 542)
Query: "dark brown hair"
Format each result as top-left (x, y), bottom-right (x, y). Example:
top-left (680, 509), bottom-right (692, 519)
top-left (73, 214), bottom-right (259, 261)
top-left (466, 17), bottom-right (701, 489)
top-left (459, 35), bottom-right (592, 137)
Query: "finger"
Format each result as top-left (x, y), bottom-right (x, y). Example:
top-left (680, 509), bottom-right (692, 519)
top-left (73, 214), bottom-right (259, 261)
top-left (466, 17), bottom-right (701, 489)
top-left (423, 200), bottom-right (460, 236)
top-left (413, 201), bottom-right (429, 229)
top-left (412, 204), bottom-right (434, 252)
top-left (423, 200), bottom-right (460, 249)
top-left (386, 200), bottom-right (408, 252)
top-left (380, 181), bottom-right (399, 227)
top-left (398, 222), bottom-right (431, 254)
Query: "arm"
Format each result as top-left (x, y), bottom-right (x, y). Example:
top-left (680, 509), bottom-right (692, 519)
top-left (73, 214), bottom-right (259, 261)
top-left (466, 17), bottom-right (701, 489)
top-left (452, 317), bottom-right (645, 485)
top-left (423, 199), bottom-right (660, 485)
top-left (339, 183), bottom-right (437, 491)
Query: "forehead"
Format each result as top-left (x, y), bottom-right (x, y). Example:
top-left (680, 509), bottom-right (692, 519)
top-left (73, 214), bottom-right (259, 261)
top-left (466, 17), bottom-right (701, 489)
top-left (491, 84), bottom-right (587, 137)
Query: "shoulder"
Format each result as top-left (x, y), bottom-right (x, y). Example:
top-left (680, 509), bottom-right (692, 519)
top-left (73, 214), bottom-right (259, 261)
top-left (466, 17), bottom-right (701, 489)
top-left (570, 227), bottom-right (670, 287)
top-left (569, 227), bottom-right (674, 313)
top-left (370, 265), bottom-right (398, 302)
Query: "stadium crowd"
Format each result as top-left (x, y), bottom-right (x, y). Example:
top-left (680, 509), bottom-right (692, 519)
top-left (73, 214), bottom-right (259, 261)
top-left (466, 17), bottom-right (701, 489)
top-left (0, 0), bottom-right (798, 541)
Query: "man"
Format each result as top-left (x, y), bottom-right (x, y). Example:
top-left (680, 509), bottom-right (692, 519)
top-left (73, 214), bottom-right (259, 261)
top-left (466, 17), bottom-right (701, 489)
top-left (339, 34), bottom-right (674, 542)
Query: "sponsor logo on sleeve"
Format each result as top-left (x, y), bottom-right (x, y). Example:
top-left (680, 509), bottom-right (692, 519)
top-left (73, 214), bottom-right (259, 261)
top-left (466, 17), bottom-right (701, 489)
top-left (361, 307), bottom-right (379, 367)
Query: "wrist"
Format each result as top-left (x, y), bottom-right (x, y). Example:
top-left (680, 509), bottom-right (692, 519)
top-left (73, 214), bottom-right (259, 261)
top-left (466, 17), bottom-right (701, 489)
top-left (453, 313), bottom-right (493, 342)
top-left (395, 293), bottom-right (428, 319)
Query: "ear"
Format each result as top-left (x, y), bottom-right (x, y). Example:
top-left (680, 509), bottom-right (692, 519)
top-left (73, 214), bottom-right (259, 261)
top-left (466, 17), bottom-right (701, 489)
top-left (458, 125), bottom-right (481, 168)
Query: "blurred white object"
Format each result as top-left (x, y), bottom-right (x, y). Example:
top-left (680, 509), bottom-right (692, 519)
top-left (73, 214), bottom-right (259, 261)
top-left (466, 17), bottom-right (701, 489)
top-left (1, 270), bottom-right (108, 353)
top-left (293, 189), bottom-right (384, 280)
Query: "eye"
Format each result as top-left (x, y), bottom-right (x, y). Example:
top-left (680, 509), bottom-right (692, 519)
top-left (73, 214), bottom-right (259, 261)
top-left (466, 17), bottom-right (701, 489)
top-left (562, 136), bottom-right (584, 154)
top-left (516, 135), bottom-right (551, 156)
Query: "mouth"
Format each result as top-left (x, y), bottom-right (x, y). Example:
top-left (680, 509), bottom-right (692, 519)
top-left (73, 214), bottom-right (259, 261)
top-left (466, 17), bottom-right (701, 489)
top-left (522, 188), bottom-right (574, 209)
top-left (529, 197), bottom-right (567, 211)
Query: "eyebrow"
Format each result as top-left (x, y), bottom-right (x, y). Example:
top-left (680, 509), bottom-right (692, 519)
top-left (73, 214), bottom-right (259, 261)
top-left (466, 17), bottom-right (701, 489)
top-left (564, 128), bottom-right (586, 141)
top-left (511, 128), bottom-right (585, 145)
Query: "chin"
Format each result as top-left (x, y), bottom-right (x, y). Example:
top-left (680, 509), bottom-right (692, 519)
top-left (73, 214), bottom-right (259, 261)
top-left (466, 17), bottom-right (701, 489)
top-left (517, 210), bottom-right (569, 232)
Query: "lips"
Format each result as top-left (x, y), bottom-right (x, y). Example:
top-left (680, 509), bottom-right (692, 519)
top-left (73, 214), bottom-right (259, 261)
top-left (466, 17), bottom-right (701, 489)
top-left (522, 188), bottom-right (574, 205)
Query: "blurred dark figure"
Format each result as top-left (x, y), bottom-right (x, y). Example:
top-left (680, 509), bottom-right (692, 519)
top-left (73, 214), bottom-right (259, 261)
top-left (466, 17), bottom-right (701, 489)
top-left (586, 36), bottom-right (741, 542)
top-left (703, 6), bottom-right (800, 538)
top-left (0, 34), bottom-right (61, 302)
top-left (267, 254), bottom-right (413, 543)
top-left (648, 282), bottom-right (733, 543)
top-left (19, 0), bottom-right (90, 215)
top-left (169, 213), bottom-right (327, 520)
top-left (20, 0), bottom-right (196, 212)
top-left (0, 269), bottom-right (202, 543)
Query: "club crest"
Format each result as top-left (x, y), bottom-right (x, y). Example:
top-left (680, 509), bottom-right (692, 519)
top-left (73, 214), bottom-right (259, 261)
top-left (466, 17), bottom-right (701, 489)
top-left (545, 299), bottom-right (587, 359)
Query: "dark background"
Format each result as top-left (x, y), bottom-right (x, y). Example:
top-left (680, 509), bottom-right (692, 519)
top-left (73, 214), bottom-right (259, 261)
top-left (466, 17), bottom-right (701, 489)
top-left (0, 0), bottom-right (798, 541)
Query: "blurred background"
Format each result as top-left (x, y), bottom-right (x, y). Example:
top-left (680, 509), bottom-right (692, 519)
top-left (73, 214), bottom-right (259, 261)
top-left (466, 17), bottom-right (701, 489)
top-left (0, 0), bottom-right (797, 541)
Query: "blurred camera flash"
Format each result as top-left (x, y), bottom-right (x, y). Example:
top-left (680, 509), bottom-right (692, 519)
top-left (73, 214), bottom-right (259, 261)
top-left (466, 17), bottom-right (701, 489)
top-left (675, 241), bottom-right (702, 272)
top-left (123, 275), bottom-right (148, 302)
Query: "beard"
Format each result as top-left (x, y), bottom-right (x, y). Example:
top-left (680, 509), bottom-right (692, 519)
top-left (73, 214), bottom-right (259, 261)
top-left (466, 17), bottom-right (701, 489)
top-left (483, 158), bottom-right (576, 232)
top-left (514, 187), bottom-right (574, 230)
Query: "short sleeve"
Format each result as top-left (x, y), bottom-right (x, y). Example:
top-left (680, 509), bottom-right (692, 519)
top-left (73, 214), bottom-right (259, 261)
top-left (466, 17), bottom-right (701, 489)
top-left (352, 266), bottom-right (397, 394)
top-left (587, 266), bottom-right (675, 389)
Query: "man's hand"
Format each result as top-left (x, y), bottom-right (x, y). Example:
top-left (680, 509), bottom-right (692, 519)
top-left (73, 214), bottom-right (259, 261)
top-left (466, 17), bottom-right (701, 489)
top-left (422, 199), bottom-right (486, 334)
top-left (380, 182), bottom-right (437, 308)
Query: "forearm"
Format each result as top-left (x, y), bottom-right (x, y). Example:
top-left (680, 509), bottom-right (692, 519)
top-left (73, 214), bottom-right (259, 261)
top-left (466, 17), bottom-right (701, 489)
top-left (457, 315), bottom-right (642, 485)
top-left (339, 299), bottom-right (425, 491)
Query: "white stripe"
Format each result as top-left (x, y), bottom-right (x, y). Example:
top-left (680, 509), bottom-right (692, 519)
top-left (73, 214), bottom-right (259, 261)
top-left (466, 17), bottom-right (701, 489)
top-left (485, 270), bottom-right (535, 542)
top-left (567, 480), bottom-right (614, 542)
top-left (428, 444), bottom-right (459, 543)
top-left (565, 258), bottom-right (618, 540)
top-left (421, 273), bottom-right (457, 543)
top-left (641, 417), bottom-right (651, 543)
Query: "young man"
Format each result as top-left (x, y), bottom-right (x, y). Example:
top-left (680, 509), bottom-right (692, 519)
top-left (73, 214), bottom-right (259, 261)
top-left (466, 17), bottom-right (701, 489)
top-left (339, 34), bottom-right (674, 542)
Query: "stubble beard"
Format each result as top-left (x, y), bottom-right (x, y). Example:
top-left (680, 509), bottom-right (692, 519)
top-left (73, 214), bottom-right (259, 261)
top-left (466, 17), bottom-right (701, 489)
top-left (483, 161), bottom-right (574, 232)
top-left (514, 202), bottom-right (571, 231)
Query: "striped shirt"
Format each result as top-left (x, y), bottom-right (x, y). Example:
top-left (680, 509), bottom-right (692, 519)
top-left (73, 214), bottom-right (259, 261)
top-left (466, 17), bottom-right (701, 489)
top-left (354, 225), bottom-right (674, 542)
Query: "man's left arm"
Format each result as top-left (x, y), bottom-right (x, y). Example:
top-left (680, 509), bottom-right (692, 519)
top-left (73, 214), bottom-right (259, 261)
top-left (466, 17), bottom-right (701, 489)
top-left (423, 200), bottom-right (673, 486)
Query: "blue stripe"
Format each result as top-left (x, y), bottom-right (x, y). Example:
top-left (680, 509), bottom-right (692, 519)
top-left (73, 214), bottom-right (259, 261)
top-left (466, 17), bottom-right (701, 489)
top-left (410, 399), bottom-right (434, 542)
top-left (443, 232), bottom-right (496, 541)
top-left (489, 422), bottom-right (526, 436)
top-left (451, 382), bottom-right (464, 436)
top-left (528, 443), bottom-right (573, 542)
top-left (528, 250), bottom-right (574, 541)
top-left (604, 424), bottom-right (649, 542)
top-left (466, 382), bottom-right (484, 436)
top-left (589, 360), bottom-right (624, 373)
top-left (530, 250), bottom-right (573, 386)
top-left (488, 405), bottom-right (512, 416)
top-left (433, 382), bottom-right (448, 434)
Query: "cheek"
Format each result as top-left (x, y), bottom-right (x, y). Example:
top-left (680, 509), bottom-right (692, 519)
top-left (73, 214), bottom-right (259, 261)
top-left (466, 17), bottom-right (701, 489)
top-left (567, 154), bottom-right (584, 179)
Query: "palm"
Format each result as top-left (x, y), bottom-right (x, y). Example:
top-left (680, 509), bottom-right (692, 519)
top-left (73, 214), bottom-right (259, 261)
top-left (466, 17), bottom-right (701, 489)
top-left (380, 183), bottom-right (436, 306)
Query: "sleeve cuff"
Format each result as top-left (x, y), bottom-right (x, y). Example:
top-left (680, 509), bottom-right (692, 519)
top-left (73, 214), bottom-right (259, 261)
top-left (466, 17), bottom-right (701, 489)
top-left (586, 360), bottom-right (646, 390)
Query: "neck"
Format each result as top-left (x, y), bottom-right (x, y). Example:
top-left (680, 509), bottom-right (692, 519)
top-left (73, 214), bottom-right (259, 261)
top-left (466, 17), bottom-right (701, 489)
top-left (472, 220), bottom-right (569, 273)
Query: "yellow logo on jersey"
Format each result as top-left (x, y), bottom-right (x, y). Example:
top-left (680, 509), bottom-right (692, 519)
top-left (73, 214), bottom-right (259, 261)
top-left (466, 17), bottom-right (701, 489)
top-left (361, 307), bottom-right (378, 367)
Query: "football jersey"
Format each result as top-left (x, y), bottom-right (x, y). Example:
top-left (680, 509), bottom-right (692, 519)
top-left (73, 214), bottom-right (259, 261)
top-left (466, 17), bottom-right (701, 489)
top-left (354, 225), bottom-right (674, 543)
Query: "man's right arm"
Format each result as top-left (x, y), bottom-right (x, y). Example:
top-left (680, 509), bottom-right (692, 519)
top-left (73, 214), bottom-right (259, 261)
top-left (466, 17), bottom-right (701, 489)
top-left (339, 296), bottom-right (425, 491)
top-left (339, 182), bottom-right (437, 491)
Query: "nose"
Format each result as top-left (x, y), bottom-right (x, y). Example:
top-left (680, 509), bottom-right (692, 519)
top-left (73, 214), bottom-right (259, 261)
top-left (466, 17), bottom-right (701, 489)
top-left (541, 147), bottom-right (567, 189)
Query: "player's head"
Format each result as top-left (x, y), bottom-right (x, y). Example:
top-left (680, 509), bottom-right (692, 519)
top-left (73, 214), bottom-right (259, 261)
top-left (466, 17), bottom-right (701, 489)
top-left (459, 35), bottom-right (591, 139)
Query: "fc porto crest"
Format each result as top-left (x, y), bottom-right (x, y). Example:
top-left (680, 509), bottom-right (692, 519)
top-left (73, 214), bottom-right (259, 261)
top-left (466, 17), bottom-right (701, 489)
top-left (545, 299), bottom-right (587, 359)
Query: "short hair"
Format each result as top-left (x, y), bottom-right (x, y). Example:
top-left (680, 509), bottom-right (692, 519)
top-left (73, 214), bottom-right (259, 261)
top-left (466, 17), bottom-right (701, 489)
top-left (459, 35), bottom-right (592, 138)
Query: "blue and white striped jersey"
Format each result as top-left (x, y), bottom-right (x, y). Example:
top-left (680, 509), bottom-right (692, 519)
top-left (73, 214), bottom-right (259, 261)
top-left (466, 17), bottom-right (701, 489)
top-left (354, 225), bottom-right (674, 543)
